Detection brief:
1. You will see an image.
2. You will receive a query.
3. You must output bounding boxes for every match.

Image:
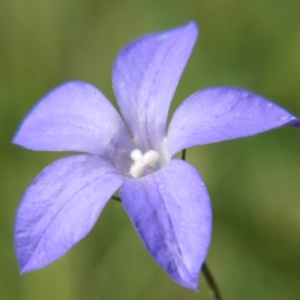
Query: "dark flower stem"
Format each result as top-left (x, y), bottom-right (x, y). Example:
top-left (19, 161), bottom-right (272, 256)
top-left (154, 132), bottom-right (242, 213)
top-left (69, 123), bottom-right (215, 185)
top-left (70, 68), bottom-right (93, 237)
top-left (111, 195), bottom-right (121, 202)
top-left (110, 150), bottom-right (222, 299)
top-left (201, 263), bottom-right (222, 300)
top-left (181, 149), bottom-right (222, 300)
top-left (181, 148), bottom-right (186, 160)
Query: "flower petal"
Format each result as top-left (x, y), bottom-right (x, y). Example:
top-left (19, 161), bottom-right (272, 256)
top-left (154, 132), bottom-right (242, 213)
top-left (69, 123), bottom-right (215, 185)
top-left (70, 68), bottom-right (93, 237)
top-left (113, 22), bottom-right (198, 151)
top-left (120, 159), bottom-right (212, 290)
top-left (13, 81), bottom-right (133, 159)
top-left (167, 87), bottom-right (300, 156)
top-left (15, 154), bottom-right (125, 273)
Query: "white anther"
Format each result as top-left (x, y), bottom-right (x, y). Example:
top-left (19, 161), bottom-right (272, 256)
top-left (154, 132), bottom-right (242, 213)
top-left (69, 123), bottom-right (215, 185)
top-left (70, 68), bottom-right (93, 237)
top-left (143, 150), bottom-right (159, 167)
top-left (130, 149), bottom-right (143, 161)
top-left (130, 161), bottom-right (145, 178)
top-left (129, 149), bottom-right (159, 178)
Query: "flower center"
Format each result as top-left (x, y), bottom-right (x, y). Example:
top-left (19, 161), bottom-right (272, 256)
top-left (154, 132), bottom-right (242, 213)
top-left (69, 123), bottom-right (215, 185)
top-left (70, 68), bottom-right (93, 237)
top-left (129, 149), bottom-right (159, 178)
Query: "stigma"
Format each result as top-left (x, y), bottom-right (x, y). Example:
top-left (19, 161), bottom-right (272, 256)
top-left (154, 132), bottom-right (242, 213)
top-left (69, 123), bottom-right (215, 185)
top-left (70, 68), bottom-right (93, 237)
top-left (129, 149), bottom-right (159, 178)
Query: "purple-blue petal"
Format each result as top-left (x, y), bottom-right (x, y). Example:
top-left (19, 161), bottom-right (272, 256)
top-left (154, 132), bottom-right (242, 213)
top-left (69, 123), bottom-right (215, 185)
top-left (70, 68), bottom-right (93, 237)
top-left (167, 87), bottom-right (300, 156)
top-left (113, 22), bottom-right (198, 152)
top-left (13, 81), bottom-right (133, 159)
top-left (285, 118), bottom-right (300, 128)
top-left (15, 155), bottom-right (125, 273)
top-left (120, 159), bottom-right (212, 290)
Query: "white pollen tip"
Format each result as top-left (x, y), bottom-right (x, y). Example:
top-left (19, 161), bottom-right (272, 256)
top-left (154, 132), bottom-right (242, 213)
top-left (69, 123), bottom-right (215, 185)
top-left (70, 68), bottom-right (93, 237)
top-left (144, 150), bottom-right (159, 167)
top-left (130, 161), bottom-right (144, 178)
top-left (130, 149), bottom-right (143, 161)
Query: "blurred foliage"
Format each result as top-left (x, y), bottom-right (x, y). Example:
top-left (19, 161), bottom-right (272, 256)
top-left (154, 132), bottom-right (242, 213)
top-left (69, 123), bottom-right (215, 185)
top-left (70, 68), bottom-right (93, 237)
top-left (1, 0), bottom-right (300, 299)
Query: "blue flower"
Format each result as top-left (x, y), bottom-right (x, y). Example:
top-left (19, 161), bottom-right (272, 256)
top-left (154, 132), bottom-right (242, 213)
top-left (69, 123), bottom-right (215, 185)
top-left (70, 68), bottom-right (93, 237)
top-left (13, 21), bottom-right (300, 290)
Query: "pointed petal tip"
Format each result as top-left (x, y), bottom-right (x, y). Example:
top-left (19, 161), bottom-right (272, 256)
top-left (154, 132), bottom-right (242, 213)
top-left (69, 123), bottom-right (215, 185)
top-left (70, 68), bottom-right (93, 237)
top-left (174, 20), bottom-right (198, 40)
top-left (285, 118), bottom-right (300, 128)
top-left (165, 259), bottom-right (200, 291)
top-left (19, 259), bottom-right (45, 274)
top-left (179, 276), bottom-right (199, 291)
top-left (19, 265), bottom-right (31, 275)
top-left (11, 135), bottom-right (19, 146)
top-left (19, 269), bottom-right (25, 275)
top-left (186, 20), bottom-right (199, 33)
top-left (16, 246), bottom-right (45, 275)
top-left (165, 266), bottom-right (199, 290)
top-left (18, 257), bottom-right (35, 274)
top-left (12, 131), bottom-right (31, 149)
top-left (154, 20), bottom-right (198, 40)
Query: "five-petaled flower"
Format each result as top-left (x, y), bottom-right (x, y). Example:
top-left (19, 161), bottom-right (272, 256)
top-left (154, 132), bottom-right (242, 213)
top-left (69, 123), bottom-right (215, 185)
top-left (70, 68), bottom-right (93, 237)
top-left (13, 21), bottom-right (300, 290)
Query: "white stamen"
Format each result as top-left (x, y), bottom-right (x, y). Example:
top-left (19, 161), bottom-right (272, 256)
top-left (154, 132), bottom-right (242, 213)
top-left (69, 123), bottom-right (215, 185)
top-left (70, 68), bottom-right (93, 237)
top-left (129, 149), bottom-right (159, 178)
top-left (130, 161), bottom-right (145, 178)
top-left (130, 149), bottom-right (143, 161)
top-left (143, 150), bottom-right (159, 167)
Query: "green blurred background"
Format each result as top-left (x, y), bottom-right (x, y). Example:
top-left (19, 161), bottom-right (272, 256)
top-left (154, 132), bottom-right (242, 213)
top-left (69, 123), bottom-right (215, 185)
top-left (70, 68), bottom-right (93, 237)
top-left (1, 0), bottom-right (300, 299)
